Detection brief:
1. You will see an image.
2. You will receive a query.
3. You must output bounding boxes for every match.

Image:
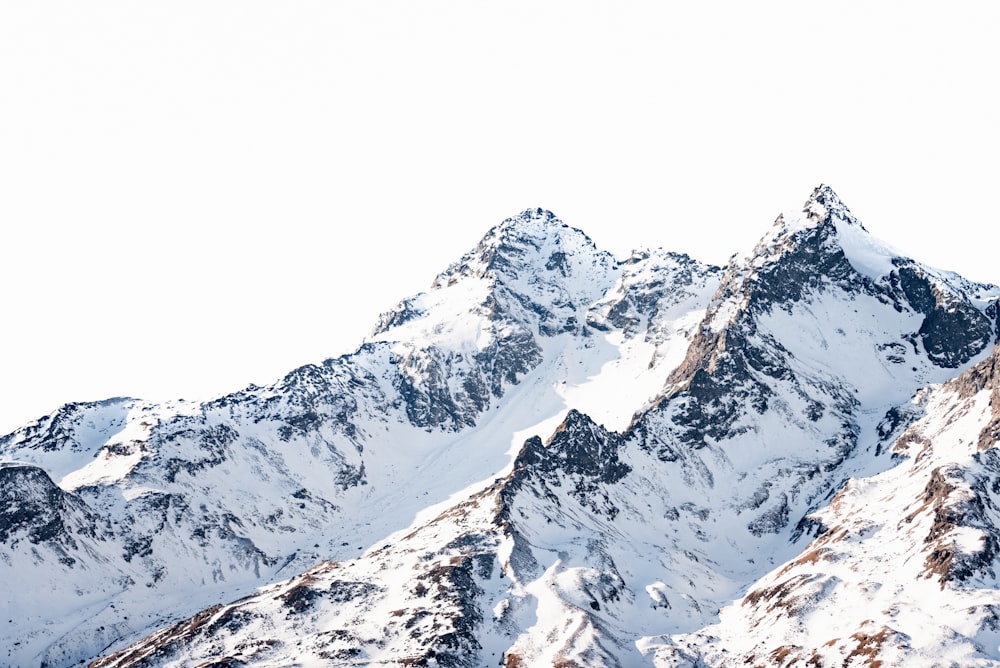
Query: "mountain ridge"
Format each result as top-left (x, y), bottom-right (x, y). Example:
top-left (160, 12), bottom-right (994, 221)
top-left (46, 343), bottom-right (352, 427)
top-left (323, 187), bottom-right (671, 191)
top-left (4, 187), bottom-right (1000, 667)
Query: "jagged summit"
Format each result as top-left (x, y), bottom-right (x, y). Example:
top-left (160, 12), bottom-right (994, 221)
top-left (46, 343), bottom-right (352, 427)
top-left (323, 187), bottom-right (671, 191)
top-left (804, 183), bottom-right (865, 229)
top-left (502, 206), bottom-right (562, 227)
top-left (493, 207), bottom-right (574, 239)
top-left (764, 184), bottom-right (863, 238)
top-left (680, 185), bottom-right (886, 345)
top-left (749, 184), bottom-right (876, 275)
top-left (430, 207), bottom-right (611, 288)
top-left (371, 207), bottom-right (618, 342)
top-left (651, 184), bottom-right (997, 454)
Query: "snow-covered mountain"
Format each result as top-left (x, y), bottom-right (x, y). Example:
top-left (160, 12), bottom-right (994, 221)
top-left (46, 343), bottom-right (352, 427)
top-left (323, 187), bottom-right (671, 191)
top-left (3, 187), bottom-right (1000, 667)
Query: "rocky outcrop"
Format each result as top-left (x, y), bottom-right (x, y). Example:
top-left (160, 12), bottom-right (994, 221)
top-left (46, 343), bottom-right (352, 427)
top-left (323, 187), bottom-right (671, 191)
top-left (0, 463), bottom-right (107, 552)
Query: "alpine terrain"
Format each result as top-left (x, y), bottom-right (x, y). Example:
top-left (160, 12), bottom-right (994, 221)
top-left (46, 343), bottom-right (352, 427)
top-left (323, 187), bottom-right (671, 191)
top-left (4, 185), bottom-right (1000, 667)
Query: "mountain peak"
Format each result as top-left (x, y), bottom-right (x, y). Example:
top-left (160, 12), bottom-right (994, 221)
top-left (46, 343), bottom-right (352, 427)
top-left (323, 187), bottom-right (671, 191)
top-left (803, 183), bottom-right (865, 230)
top-left (485, 207), bottom-right (580, 251)
top-left (508, 207), bottom-right (560, 224)
top-left (738, 184), bottom-right (888, 285)
top-left (424, 207), bottom-right (614, 294)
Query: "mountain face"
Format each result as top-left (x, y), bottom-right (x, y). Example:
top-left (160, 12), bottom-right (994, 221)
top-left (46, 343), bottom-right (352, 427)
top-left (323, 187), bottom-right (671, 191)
top-left (3, 188), bottom-right (1000, 667)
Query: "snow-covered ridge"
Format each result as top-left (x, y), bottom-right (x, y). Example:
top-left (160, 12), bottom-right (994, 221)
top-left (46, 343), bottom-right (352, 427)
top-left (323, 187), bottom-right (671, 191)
top-left (3, 187), bottom-right (1000, 667)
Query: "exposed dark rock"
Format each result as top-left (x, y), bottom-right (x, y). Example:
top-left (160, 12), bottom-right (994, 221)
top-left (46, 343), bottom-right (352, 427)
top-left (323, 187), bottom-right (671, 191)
top-left (529, 410), bottom-right (630, 484)
top-left (747, 220), bottom-right (864, 309)
top-left (747, 493), bottom-right (791, 536)
top-left (404, 554), bottom-right (493, 667)
top-left (505, 411), bottom-right (630, 520)
top-left (890, 264), bottom-right (993, 368)
top-left (0, 464), bottom-right (104, 549)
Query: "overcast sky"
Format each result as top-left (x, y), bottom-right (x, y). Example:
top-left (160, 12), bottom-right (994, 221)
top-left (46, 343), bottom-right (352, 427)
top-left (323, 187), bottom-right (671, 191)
top-left (2, 2), bottom-right (998, 435)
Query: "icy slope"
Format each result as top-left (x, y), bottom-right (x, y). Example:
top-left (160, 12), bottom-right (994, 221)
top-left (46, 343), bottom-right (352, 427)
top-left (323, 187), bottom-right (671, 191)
top-left (76, 186), bottom-right (1000, 667)
top-left (1, 209), bottom-right (720, 666)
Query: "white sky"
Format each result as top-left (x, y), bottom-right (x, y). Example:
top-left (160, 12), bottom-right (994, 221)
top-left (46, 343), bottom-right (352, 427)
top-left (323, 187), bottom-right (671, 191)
top-left (2, 2), bottom-right (998, 435)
